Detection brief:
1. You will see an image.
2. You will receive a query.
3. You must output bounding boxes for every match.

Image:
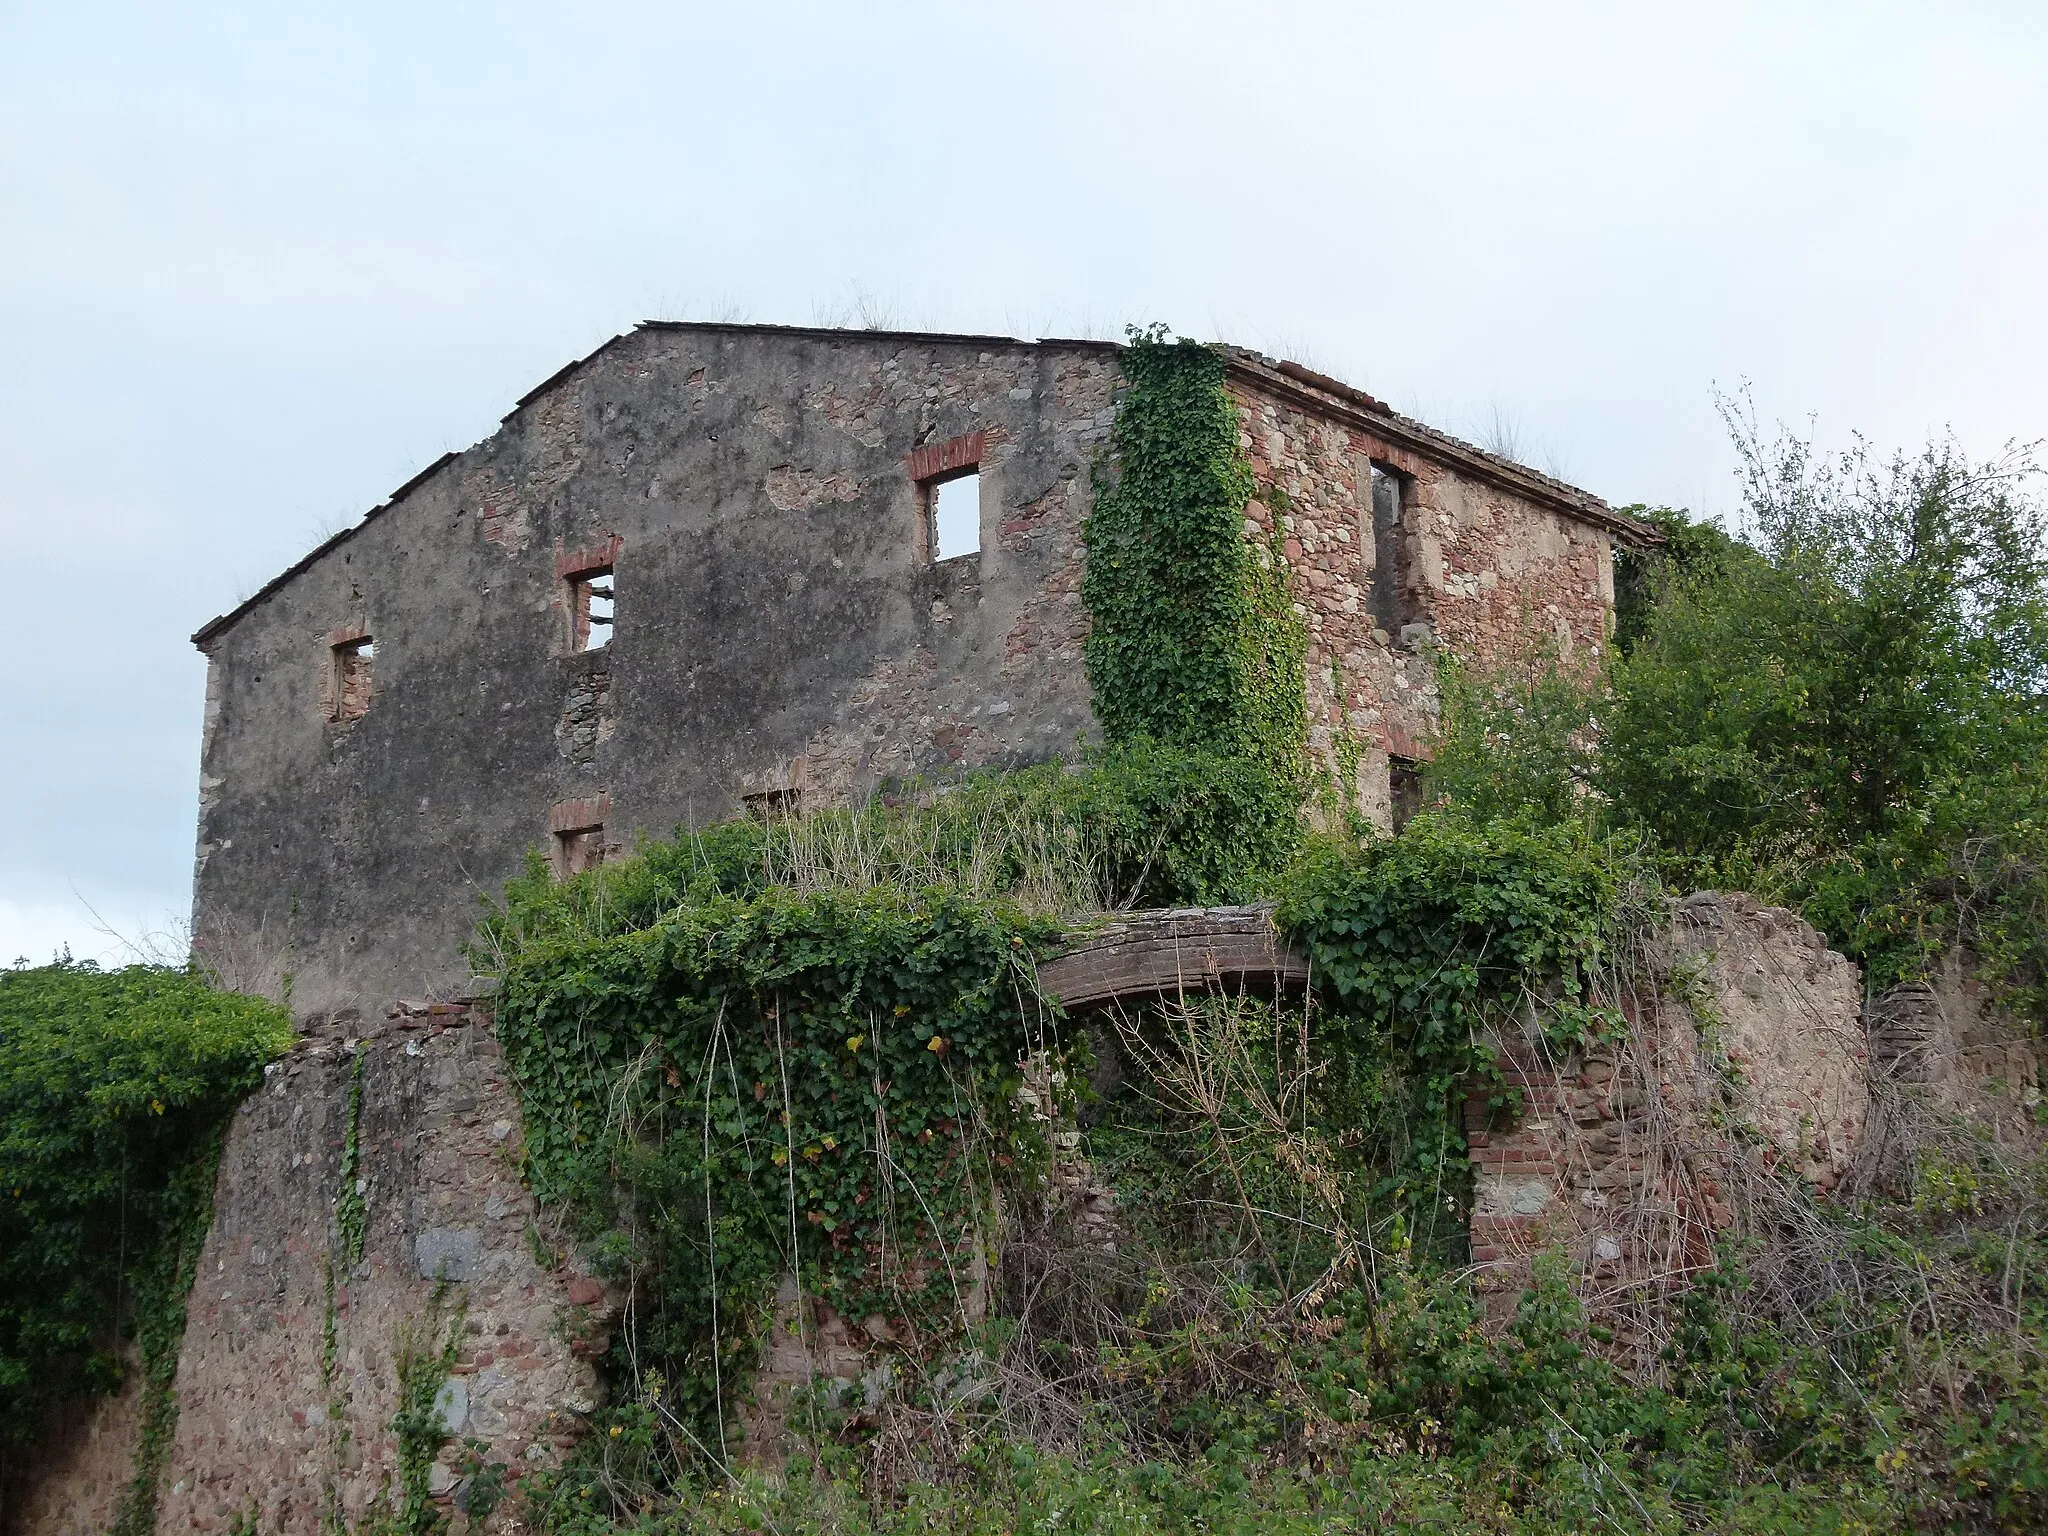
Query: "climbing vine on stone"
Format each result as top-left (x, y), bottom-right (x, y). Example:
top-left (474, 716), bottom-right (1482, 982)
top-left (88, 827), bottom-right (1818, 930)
top-left (490, 884), bottom-right (1058, 1453)
top-left (1276, 816), bottom-right (1633, 1245)
top-left (0, 960), bottom-right (288, 1526)
top-left (1082, 327), bottom-right (1308, 788)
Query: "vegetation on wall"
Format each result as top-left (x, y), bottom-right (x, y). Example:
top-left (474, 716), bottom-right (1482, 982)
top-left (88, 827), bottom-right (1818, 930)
top-left (0, 959), bottom-right (289, 1521)
top-left (1080, 325), bottom-right (1307, 888)
top-left (1433, 416), bottom-right (2048, 1028)
top-left (486, 852), bottom-right (1061, 1464)
top-left (476, 358), bottom-right (2048, 1533)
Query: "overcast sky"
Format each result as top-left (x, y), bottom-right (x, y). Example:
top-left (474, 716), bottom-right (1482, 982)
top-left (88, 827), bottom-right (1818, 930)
top-left (3, 1), bottom-right (2044, 966)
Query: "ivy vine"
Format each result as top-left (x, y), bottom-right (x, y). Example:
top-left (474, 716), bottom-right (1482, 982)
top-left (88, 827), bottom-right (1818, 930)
top-left (1082, 327), bottom-right (1308, 780)
top-left (337, 1047), bottom-right (367, 1270)
top-left (1275, 815), bottom-right (1632, 1245)
top-left (0, 961), bottom-right (288, 1516)
top-left (491, 886), bottom-right (1057, 1450)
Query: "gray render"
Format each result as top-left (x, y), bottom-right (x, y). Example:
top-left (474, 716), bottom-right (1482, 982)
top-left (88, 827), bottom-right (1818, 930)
top-left (190, 323), bottom-right (1628, 1019)
top-left (192, 326), bottom-right (1121, 1014)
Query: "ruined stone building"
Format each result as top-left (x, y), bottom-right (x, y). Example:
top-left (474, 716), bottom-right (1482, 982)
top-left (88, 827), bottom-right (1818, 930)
top-left (189, 323), bottom-right (1648, 1016)
top-left (30, 329), bottom-right (1937, 1536)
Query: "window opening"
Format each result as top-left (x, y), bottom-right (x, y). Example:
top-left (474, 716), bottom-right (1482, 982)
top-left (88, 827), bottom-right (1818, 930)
top-left (743, 787), bottom-right (802, 823)
top-left (571, 567), bottom-right (615, 652)
top-left (329, 635), bottom-right (374, 723)
top-left (1389, 755), bottom-right (1424, 832)
top-left (552, 825), bottom-right (606, 878)
top-left (1368, 463), bottom-right (1412, 636)
top-left (929, 472), bottom-right (981, 561)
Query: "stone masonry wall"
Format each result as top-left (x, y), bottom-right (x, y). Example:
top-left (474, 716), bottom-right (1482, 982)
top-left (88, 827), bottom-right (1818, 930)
top-left (193, 328), bottom-right (1118, 1017)
top-left (136, 1001), bottom-right (608, 1536)
top-left (1228, 364), bottom-right (1617, 830)
top-left (1466, 894), bottom-right (1868, 1347)
top-left (1, 1364), bottom-right (144, 1536)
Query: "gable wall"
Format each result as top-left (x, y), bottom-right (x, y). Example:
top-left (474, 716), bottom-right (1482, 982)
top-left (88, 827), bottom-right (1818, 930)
top-left (193, 329), bottom-right (1118, 1015)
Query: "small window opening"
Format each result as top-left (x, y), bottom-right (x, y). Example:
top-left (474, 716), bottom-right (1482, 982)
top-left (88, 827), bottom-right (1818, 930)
top-left (929, 472), bottom-right (981, 561)
top-left (1389, 755), bottom-right (1424, 832)
top-left (743, 787), bottom-right (803, 823)
top-left (571, 567), bottom-right (615, 652)
top-left (1368, 463), bottom-right (1413, 636)
top-left (552, 825), bottom-right (606, 878)
top-left (329, 635), bottom-right (374, 723)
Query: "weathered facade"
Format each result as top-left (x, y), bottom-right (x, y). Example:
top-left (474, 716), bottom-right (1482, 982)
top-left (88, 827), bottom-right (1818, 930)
top-left (30, 321), bottom-right (1906, 1531)
top-left (189, 324), bottom-right (1642, 1016)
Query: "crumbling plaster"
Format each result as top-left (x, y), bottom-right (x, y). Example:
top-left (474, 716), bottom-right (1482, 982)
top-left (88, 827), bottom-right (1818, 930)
top-left (1229, 366), bottom-right (1617, 830)
top-left (191, 327), bottom-right (1635, 1018)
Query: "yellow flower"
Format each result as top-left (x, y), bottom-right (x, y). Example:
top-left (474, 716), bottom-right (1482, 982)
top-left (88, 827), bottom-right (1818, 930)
top-left (609, 1424), bottom-right (622, 1438)
top-left (150, 1099), bottom-right (164, 1115)
top-left (845, 1034), bottom-right (865, 1053)
top-left (927, 1036), bottom-right (948, 1054)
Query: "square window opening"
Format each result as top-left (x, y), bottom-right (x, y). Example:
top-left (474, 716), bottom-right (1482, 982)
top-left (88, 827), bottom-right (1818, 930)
top-left (329, 636), bottom-right (374, 723)
top-left (552, 825), bottom-right (606, 879)
top-left (570, 567), bottom-right (615, 652)
top-left (929, 472), bottom-right (981, 562)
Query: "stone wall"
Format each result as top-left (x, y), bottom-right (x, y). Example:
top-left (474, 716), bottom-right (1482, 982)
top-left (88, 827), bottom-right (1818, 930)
top-left (133, 1001), bottom-right (605, 1535)
top-left (190, 328), bottom-right (1642, 1017)
top-left (1467, 893), bottom-right (1868, 1342)
top-left (1870, 949), bottom-right (2045, 1141)
top-left (192, 327), bottom-right (1119, 1016)
top-left (0, 1366), bottom-right (144, 1536)
top-left (1225, 356), bottom-right (1624, 830)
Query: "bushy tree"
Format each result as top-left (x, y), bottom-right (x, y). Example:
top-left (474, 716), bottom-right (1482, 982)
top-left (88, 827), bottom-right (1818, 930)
top-left (1604, 408), bottom-right (2048, 1004)
top-left (1422, 407), bottom-right (2048, 1018)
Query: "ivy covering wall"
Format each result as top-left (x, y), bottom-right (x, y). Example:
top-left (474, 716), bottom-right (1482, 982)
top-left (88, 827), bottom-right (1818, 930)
top-left (0, 960), bottom-right (289, 1529)
top-left (1081, 327), bottom-right (1307, 881)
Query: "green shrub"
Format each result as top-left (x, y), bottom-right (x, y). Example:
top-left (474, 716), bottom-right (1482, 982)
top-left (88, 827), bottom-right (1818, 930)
top-left (0, 960), bottom-right (288, 1446)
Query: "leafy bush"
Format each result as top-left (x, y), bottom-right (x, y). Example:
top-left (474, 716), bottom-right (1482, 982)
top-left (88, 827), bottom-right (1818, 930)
top-left (1605, 419), bottom-right (2048, 1014)
top-left (492, 882), bottom-right (1061, 1460)
top-left (476, 744), bottom-right (1301, 970)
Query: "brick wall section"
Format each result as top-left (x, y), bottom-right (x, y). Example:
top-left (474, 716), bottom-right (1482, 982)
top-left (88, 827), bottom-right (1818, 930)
top-left (1228, 369), bottom-right (1617, 829)
top-left (143, 1004), bottom-right (609, 1536)
top-left (1461, 894), bottom-right (1867, 1348)
top-left (1465, 1025), bottom-right (1724, 1340)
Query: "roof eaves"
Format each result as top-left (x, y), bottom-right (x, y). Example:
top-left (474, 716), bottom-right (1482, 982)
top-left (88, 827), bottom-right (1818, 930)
top-left (193, 331), bottom-right (653, 651)
top-left (634, 319), bottom-right (1121, 355)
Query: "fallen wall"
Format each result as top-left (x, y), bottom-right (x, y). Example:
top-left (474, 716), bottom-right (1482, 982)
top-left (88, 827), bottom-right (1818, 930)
top-left (1468, 893), bottom-right (1870, 1344)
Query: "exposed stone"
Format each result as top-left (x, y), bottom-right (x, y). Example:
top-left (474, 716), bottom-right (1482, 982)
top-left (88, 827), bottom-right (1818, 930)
top-left (145, 1008), bottom-right (599, 1536)
top-left (415, 1227), bottom-right (481, 1283)
top-left (432, 1377), bottom-right (468, 1435)
top-left (1466, 893), bottom-right (1872, 1347)
top-left (188, 326), bottom-right (1640, 1014)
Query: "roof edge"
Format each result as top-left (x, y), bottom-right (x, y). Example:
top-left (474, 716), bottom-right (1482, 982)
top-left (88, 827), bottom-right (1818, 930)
top-left (636, 319), bottom-right (1121, 353)
top-left (1223, 351), bottom-right (1657, 545)
top-left (192, 323), bottom-right (1654, 652)
top-left (193, 325), bottom-right (1129, 651)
